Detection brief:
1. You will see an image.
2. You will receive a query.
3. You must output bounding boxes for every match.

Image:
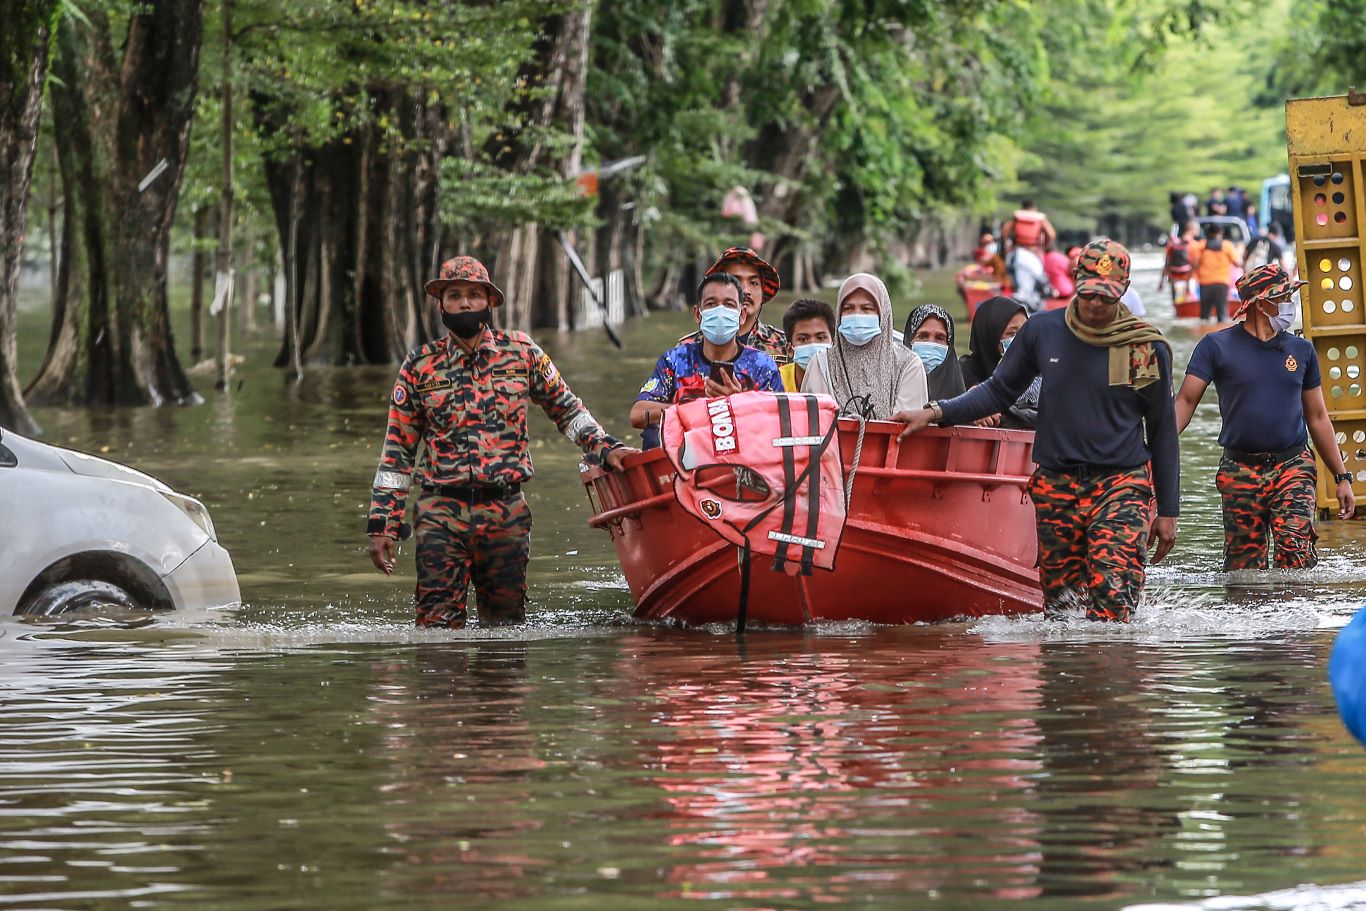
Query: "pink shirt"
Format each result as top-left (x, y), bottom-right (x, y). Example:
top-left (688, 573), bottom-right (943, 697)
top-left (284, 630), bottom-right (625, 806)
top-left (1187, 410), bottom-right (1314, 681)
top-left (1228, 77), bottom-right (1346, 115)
top-left (1043, 251), bottom-right (1075, 297)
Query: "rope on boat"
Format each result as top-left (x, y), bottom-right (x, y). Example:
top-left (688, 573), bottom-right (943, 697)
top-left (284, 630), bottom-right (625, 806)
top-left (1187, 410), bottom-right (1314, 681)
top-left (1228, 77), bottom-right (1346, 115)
top-left (846, 414), bottom-right (866, 506)
top-left (836, 393), bottom-right (872, 507)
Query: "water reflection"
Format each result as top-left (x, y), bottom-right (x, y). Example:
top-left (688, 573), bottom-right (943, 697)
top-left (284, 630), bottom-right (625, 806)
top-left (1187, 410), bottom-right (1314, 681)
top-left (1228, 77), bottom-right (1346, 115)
top-left (613, 632), bottom-right (1047, 903)
top-left (371, 642), bottom-right (543, 903)
top-left (0, 643), bottom-right (229, 906)
top-left (1031, 642), bottom-right (1175, 901)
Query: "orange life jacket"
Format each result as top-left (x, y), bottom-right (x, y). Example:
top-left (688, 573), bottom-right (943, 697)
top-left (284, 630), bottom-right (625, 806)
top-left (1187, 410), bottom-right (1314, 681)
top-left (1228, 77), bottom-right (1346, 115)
top-left (1010, 209), bottom-right (1046, 248)
top-left (661, 391), bottom-right (848, 575)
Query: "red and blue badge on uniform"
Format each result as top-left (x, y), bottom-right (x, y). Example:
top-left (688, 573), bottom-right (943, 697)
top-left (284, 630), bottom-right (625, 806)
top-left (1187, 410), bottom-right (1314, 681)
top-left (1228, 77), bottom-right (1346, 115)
top-left (393, 384), bottom-right (408, 405)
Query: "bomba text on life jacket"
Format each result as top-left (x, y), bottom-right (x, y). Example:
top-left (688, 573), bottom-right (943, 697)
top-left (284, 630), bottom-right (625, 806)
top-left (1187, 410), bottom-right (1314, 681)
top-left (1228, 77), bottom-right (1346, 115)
top-left (708, 397), bottom-right (737, 452)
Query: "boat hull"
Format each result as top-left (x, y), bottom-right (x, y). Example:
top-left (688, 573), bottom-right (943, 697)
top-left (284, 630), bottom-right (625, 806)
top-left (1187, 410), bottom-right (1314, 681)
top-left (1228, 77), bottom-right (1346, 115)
top-left (962, 285), bottom-right (1068, 320)
top-left (583, 422), bottom-right (1043, 625)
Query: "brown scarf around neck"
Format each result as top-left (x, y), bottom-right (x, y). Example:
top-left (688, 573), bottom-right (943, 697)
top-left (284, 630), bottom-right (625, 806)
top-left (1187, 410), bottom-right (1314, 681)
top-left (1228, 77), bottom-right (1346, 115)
top-left (1064, 300), bottom-right (1169, 388)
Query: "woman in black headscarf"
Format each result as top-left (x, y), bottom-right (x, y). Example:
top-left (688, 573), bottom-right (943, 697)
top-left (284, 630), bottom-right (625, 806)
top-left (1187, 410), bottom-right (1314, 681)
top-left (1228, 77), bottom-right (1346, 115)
top-left (902, 304), bottom-right (966, 400)
top-left (958, 295), bottom-right (1040, 428)
top-left (960, 296), bottom-right (1027, 388)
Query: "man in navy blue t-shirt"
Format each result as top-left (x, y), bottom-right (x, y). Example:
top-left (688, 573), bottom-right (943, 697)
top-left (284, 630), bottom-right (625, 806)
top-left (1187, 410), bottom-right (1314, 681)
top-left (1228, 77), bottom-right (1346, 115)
top-left (1175, 262), bottom-right (1355, 570)
top-left (894, 239), bottom-right (1180, 623)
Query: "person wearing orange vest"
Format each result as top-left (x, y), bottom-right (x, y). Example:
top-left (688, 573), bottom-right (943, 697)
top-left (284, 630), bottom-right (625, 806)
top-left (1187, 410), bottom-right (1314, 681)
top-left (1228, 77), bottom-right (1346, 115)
top-left (1190, 223), bottom-right (1241, 322)
top-left (1001, 199), bottom-right (1056, 256)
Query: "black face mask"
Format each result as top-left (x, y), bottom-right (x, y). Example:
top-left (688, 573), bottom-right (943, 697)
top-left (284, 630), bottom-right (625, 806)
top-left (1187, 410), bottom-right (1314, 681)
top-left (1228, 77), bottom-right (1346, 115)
top-left (442, 308), bottom-right (489, 339)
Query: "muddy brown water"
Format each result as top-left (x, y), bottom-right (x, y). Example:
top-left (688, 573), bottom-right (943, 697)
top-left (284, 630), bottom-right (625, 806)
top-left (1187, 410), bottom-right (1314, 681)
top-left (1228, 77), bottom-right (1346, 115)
top-left (3, 262), bottom-right (1366, 910)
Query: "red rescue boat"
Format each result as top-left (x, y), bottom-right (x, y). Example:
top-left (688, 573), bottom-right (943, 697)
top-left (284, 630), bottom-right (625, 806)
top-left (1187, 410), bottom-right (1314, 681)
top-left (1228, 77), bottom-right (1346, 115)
top-left (582, 421), bottom-right (1043, 625)
top-left (962, 284), bottom-right (1068, 320)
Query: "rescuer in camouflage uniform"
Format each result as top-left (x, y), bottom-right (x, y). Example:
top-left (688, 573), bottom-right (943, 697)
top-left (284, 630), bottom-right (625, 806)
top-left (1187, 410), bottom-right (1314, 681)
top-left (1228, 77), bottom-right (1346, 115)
top-left (367, 256), bottom-right (636, 627)
top-left (894, 239), bottom-right (1180, 622)
top-left (679, 246), bottom-right (790, 364)
top-left (1174, 261), bottom-right (1356, 570)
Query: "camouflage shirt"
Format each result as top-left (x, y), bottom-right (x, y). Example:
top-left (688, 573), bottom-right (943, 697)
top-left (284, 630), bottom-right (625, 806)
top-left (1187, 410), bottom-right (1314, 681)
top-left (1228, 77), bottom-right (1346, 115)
top-left (367, 330), bottom-right (621, 537)
top-left (679, 320), bottom-right (790, 365)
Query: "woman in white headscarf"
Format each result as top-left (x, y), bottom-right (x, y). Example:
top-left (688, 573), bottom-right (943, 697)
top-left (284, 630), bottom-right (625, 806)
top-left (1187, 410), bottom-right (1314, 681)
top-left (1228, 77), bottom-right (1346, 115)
top-left (800, 273), bottom-right (928, 419)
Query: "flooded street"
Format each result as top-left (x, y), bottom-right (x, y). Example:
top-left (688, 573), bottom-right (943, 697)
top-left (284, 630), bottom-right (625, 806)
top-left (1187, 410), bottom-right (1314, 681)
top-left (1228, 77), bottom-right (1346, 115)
top-left (4, 261), bottom-right (1366, 909)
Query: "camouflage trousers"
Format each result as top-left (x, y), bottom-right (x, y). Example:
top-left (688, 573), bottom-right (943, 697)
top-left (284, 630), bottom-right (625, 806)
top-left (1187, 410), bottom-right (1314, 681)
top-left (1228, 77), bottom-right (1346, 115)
top-left (1027, 466), bottom-right (1154, 623)
top-left (1216, 450), bottom-right (1317, 571)
top-left (413, 490), bottom-right (533, 628)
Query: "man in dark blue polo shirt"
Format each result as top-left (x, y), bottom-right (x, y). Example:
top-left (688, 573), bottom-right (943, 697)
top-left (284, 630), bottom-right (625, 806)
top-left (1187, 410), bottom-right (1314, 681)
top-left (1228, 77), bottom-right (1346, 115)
top-left (893, 239), bottom-right (1180, 622)
top-left (1174, 262), bottom-right (1356, 570)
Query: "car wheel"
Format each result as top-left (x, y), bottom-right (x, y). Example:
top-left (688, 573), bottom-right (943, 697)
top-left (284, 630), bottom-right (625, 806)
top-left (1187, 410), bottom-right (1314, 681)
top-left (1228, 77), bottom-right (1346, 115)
top-left (20, 580), bottom-right (141, 617)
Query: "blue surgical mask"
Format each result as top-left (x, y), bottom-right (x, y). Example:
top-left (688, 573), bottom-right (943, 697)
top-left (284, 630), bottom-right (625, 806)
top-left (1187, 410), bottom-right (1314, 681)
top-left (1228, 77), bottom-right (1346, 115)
top-left (792, 342), bottom-right (830, 369)
top-left (1269, 294), bottom-right (1299, 333)
top-left (699, 306), bottom-right (741, 345)
top-left (838, 314), bottom-right (882, 347)
top-left (911, 341), bottom-right (949, 372)
top-left (1000, 335), bottom-right (1014, 354)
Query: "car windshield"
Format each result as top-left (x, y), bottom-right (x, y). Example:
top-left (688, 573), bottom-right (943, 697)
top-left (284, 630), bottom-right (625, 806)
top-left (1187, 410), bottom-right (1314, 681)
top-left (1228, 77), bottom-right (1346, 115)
top-left (1200, 220), bottom-right (1247, 244)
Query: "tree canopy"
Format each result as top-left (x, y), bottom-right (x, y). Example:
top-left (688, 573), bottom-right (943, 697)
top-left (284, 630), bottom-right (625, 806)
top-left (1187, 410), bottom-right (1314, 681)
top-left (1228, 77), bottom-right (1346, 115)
top-left (0, 0), bottom-right (1316, 428)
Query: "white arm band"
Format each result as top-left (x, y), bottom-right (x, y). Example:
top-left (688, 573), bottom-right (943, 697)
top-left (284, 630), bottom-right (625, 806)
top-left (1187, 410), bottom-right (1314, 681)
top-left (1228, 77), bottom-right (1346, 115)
top-left (373, 469), bottom-right (413, 491)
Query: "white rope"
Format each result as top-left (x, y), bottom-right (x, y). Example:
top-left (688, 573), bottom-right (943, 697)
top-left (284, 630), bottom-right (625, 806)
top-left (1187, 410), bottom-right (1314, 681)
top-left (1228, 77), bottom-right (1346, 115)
top-left (845, 414), bottom-right (866, 506)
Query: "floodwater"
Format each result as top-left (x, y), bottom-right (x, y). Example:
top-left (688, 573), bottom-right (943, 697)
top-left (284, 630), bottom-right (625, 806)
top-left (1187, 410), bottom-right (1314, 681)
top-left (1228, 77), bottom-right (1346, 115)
top-left (3, 259), bottom-right (1366, 910)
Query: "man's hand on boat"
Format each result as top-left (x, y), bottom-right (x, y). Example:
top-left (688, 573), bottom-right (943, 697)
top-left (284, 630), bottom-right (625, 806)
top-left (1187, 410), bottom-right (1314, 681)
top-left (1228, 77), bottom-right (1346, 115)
top-left (892, 406), bottom-right (936, 440)
top-left (605, 446), bottom-right (638, 471)
top-left (1148, 516), bottom-right (1178, 564)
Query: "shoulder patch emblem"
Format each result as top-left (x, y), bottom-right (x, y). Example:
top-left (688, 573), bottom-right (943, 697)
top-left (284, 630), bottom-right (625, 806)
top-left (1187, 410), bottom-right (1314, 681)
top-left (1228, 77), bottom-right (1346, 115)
top-left (393, 384), bottom-right (408, 405)
top-left (641, 377), bottom-right (660, 393)
top-left (1285, 354), bottom-right (1298, 373)
top-left (537, 354), bottom-right (557, 382)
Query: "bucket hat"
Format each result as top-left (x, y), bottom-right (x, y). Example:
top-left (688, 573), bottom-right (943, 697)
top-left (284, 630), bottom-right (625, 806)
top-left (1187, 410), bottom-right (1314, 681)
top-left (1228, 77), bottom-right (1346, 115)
top-left (705, 246), bottom-right (780, 303)
top-left (1233, 262), bottom-right (1307, 318)
top-left (424, 256), bottom-right (505, 308)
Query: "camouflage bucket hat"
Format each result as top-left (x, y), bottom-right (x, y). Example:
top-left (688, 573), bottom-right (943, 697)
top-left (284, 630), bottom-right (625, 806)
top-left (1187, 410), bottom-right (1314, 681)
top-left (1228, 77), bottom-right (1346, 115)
top-left (1233, 262), bottom-right (1307, 317)
top-left (1073, 238), bottom-right (1131, 299)
top-left (705, 246), bottom-right (780, 303)
top-left (424, 256), bottom-right (506, 309)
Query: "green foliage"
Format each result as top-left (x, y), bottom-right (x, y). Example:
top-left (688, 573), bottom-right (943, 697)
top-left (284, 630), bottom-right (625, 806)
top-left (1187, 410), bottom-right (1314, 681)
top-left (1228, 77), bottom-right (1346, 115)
top-left (59, 0), bottom-right (1306, 300)
top-left (1272, 0), bottom-right (1366, 97)
top-left (1012, 0), bottom-right (1287, 230)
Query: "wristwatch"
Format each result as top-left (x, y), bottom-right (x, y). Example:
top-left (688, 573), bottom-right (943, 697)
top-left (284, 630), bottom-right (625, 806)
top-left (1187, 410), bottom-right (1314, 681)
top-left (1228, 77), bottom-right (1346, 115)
top-left (925, 401), bottom-right (944, 423)
top-left (1335, 471), bottom-right (1353, 484)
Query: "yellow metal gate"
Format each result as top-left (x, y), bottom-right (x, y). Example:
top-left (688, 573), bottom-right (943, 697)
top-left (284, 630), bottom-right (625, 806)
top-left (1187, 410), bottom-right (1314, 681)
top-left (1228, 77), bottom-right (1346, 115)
top-left (1285, 94), bottom-right (1366, 511)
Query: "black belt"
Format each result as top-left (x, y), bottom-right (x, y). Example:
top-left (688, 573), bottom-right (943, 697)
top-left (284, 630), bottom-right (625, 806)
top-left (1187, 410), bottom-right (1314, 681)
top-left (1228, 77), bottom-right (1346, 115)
top-left (1222, 443), bottom-right (1306, 467)
top-left (423, 481), bottom-right (521, 502)
top-left (1044, 462), bottom-right (1144, 479)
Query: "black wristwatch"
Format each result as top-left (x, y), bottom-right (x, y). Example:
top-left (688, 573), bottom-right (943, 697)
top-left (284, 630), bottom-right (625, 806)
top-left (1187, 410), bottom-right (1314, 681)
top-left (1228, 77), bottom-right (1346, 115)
top-left (1334, 471), bottom-right (1353, 484)
top-left (925, 401), bottom-right (943, 423)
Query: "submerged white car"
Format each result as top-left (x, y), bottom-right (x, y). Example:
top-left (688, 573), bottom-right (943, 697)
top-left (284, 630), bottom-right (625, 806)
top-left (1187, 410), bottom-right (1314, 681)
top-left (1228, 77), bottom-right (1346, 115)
top-left (0, 429), bottom-right (240, 617)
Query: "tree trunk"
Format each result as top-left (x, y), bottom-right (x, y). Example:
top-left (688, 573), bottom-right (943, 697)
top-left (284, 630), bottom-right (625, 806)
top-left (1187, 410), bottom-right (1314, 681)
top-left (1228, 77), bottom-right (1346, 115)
top-left (34, 1), bottom-right (205, 408)
top-left (487, 1), bottom-right (593, 332)
top-left (190, 204), bottom-right (207, 360)
top-left (261, 91), bottom-right (442, 367)
top-left (213, 0), bottom-right (234, 391)
top-left (0, 0), bottom-right (58, 434)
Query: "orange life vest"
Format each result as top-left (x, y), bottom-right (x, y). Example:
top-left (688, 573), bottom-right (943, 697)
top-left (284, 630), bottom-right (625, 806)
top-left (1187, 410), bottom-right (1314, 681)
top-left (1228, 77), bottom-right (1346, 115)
top-left (661, 391), bottom-right (848, 575)
top-left (1010, 209), bottom-right (1046, 248)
